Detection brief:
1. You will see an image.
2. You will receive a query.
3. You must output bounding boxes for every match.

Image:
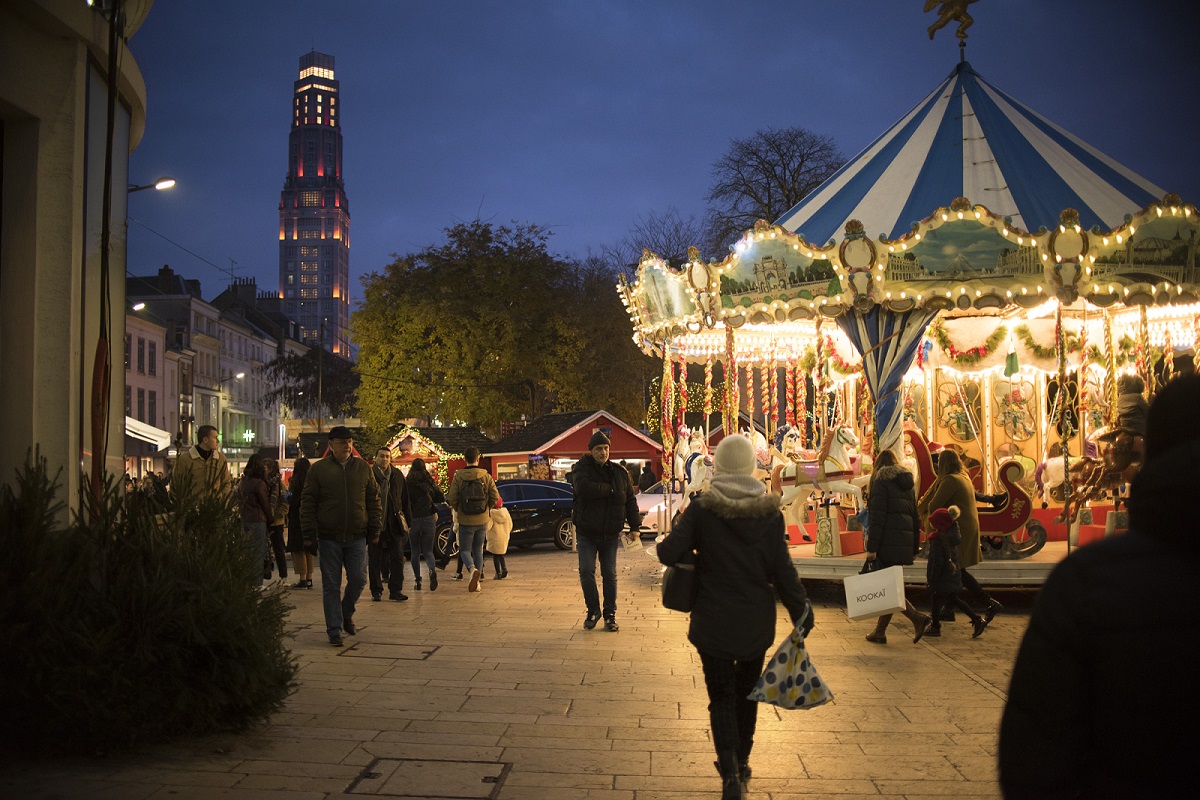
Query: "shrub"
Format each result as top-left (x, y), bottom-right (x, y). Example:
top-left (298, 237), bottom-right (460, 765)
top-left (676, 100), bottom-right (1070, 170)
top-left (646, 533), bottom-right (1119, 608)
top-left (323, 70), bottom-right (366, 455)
top-left (0, 451), bottom-right (297, 753)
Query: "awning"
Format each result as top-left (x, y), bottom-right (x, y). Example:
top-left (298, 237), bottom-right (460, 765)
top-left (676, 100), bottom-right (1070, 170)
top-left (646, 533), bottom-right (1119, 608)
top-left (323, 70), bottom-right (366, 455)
top-left (125, 416), bottom-right (172, 451)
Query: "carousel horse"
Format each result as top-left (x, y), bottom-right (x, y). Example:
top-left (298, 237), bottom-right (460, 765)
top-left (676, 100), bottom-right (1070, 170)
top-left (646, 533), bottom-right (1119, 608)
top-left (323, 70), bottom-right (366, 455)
top-left (681, 430), bottom-right (712, 507)
top-left (770, 424), bottom-right (865, 530)
top-left (1056, 426), bottom-right (1144, 525)
top-left (671, 423), bottom-right (692, 491)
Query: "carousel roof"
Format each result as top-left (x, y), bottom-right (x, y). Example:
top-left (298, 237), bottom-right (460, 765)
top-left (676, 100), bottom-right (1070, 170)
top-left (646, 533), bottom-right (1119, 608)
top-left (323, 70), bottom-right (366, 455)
top-left (774, 61), bottom-right (1164, 244)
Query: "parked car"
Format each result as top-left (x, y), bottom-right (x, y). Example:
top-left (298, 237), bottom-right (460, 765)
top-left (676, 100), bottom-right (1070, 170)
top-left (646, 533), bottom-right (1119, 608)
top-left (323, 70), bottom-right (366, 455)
top-left (433, 479), bottom-right (576, 561)
top-left (635, 480), bottom-right (685, 538)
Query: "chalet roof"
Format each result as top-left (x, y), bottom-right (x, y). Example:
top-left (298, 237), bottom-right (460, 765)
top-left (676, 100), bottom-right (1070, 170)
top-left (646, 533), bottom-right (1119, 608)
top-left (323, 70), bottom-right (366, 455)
top-left (487, 410), bottom-right (662, 455)
top-left (400, 426), bottom-right (493, 457)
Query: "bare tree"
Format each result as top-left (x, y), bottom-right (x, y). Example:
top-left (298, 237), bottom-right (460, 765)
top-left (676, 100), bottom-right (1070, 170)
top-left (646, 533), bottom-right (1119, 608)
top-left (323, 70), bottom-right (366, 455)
top-left (601, 206), bottom-right (710, 279)
top-left (705, 127), bottom-right (844, 255)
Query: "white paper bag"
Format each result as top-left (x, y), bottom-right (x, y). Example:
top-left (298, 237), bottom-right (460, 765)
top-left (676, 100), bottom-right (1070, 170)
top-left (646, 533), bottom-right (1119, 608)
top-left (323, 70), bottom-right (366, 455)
top-left (843, 565), bottom-right (906, 621)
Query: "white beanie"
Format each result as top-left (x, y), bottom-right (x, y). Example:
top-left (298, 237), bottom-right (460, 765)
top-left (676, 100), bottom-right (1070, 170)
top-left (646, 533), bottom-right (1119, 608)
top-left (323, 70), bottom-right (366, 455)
top-left (713, 434), bottom-right (757, 476)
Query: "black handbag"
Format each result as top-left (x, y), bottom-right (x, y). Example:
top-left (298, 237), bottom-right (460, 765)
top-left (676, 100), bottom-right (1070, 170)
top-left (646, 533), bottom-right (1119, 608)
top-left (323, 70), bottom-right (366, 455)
top-left (662, 562), bottom-right (698, 612)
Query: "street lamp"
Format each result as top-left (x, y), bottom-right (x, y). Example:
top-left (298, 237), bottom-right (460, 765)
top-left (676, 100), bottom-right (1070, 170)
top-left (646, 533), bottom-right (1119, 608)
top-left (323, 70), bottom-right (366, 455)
top-left (127, 176), bottom-right (176, 194)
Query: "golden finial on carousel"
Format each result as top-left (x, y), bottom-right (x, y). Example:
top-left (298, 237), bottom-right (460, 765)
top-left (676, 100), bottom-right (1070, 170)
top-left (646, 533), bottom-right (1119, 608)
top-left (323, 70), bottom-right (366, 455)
top-left (1059, 208), bottom-right (1081, 229)
top-left (924, 0), bottom-right (980, 43)
top-left (753, 218), bottom-right (772, 234)
top-left (687, 245), bottom-right (701, 261)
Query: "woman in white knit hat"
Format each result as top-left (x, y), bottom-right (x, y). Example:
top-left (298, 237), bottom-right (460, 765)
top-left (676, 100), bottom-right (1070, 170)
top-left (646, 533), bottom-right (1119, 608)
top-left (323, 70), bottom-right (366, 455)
top-left (657, 434), bottom-right (813, 800)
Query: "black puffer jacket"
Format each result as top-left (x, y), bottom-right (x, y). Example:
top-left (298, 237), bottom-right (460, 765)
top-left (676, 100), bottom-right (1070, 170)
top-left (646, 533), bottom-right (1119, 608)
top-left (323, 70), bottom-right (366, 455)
top-left (406, 474), bottom-right (445, 518)
top-left (570, 455), bottom-right (641, 541)
top-left (925, 524), bottom-right (963, 595)
top-left (657, 490), bottom-right (810, 660)
top-left (865, 464), bottom-right (920, 567)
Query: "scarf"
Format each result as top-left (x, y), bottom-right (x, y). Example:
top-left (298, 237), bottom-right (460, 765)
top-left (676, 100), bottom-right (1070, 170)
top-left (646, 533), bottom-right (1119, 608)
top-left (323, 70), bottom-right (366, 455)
top-left (705, 473), bottom-right (767, 505)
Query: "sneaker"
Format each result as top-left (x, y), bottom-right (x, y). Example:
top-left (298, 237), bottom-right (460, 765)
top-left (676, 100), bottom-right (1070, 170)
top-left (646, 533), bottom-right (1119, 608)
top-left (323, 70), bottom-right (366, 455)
top-left (604, 615), bottom-right (619, 632)
top-left (971, 617), bottom-right (989, 638)
top-left (329, 634), bottom-right (343, 647)
top-left (430, 572), bottom-right (438, 591)
top-left (468, 568), bottom-right (481, 593)
top-left (389, 593), bottom-right (409, 602)
top-left (343, 620), bottom-right (357, 636)
top-left (583, 611), bottom-right (601, 630)
top-left (454, 573), bottom-right (464, 581)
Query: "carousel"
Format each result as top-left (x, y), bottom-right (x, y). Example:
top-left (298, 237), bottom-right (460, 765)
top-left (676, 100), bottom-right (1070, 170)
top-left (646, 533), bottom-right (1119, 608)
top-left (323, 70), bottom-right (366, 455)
top-left (619, 36), bottom-right (1198, 583)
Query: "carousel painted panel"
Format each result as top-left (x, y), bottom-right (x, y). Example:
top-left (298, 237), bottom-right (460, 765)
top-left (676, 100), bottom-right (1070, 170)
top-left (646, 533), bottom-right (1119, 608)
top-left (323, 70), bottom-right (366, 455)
top-left (990, 375), bottom-right (1039, 496)
top-left (1087, 209), bottom-right (1200, 306)
top-left (718, 237), bottom-right (836, 321)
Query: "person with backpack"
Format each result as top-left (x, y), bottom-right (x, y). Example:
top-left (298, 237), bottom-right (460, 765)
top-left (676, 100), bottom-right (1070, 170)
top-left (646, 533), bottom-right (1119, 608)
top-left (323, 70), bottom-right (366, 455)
top-left (445, 446), bottom-right (499, 593)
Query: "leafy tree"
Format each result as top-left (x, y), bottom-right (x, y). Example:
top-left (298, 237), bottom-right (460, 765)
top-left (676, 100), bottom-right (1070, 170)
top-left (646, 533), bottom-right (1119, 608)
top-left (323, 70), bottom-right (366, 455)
top-left (705, 127), bottom-right (844, 254)
top-left (261, 347), bottom-right (358, 419)
top-left (354, 221), bottom-right (652, 432)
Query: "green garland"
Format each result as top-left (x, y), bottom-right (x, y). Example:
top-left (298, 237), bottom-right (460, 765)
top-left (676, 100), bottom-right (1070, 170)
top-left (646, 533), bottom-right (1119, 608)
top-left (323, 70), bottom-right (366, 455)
top-left (1085, 335), bottom-right (1135, 368)
top-left (930, 320), bottom-right (1008, 366)
top-left (1014, 324), bottom-right (1083, 360)
top-left (645, 377), bottom-right (726, 433)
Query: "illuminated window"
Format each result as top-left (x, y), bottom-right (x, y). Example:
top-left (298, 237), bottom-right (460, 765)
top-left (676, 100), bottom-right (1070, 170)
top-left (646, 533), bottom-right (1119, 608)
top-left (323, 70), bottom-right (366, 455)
top-left (300, 191), bottom-right (321, 206)
top-left (301, 231), bottom-right (319, 238)
top-left (298, 66), bottom-right (334, 80)
top-left (300, 246), bottom-right (318, 256)
top-left (317, 117), bottom-right (322, 124)
top-left (286, 275), bottom-right (294, 285)
top-left (317, 94), bottom-right (322, 102)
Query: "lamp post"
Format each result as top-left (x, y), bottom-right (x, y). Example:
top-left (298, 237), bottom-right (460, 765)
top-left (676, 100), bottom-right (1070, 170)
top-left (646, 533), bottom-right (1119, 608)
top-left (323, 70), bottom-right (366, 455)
top-left (127, 176), bottom-right (176, 194)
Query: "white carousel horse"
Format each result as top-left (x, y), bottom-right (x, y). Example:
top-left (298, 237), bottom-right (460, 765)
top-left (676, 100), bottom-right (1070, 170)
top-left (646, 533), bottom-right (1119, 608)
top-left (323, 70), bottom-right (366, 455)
top-left (770, 424), bottom-right (865, 530)
top-left (671, 423), bottom-right (692, 491)
top-left (681, 430), bottom-right (711, 507)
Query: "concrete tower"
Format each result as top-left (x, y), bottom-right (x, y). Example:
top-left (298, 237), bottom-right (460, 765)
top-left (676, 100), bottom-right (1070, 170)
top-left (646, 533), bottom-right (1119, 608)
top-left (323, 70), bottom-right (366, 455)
top-left (278, 51), bottom-right (350, 355)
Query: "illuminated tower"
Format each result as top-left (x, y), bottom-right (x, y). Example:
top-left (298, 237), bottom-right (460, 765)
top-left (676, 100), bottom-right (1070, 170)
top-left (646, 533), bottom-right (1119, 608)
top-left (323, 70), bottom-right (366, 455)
top-left (278, 51), bottom-right (350, 355)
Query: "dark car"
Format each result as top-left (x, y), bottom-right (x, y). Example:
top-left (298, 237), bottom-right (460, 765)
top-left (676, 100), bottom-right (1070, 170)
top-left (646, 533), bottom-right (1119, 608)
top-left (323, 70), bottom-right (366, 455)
top-left (433, 479), bottom-right (575, 561)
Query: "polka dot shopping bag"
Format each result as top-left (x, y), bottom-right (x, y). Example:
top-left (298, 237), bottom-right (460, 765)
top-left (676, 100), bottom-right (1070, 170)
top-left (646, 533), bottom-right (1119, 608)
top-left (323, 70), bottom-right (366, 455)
top-left (747, 623), bottom-right (834, 710)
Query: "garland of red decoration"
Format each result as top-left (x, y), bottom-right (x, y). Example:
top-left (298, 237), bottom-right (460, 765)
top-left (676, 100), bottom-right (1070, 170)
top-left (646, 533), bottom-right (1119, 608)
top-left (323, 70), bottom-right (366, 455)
top-left (785, 359), bottom-right (796, 428)
top-left (769, 352), bottom-right (779, 426)
top-left (760, 364), bottom-right (769, 424)
top-left (746, 362), bottom-right (755, 429)
top-left (676, 349), bottom-right (688, 431)
top-left (931, 319), bottom-right (1008, 366)
top-left (661, 346), bottom-right (674, 481)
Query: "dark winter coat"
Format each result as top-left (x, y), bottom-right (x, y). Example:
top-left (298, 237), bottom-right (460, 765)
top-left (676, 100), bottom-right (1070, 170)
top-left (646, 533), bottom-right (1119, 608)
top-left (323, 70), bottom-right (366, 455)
top-left (925, 524), bottom-right (963, 595)
top-left (865, 464), bottom-right (920, 567)
top-left (406, 473), bottom-right (445, 518)
top-left (657, 490), bottom-right (810, 660)
top-left (1000, 437), bottom-right (1200, 799)
top-left (299, 454), bottom-right (383, 544)
top-left (239, 476), bottom-right (273, 524)
top-left (638, 466), bottom-right (657, 492)
top-left (1116, 391), bottom-right (1149, 437)
top-left (570, 455), bottom-right (641, 541)
top-left (373, 464), bottom-right (413, 539)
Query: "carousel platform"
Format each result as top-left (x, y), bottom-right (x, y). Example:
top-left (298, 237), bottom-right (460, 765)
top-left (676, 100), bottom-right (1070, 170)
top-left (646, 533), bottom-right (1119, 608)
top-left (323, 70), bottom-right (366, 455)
top-left (790, 540), bottom-right (1070, 586)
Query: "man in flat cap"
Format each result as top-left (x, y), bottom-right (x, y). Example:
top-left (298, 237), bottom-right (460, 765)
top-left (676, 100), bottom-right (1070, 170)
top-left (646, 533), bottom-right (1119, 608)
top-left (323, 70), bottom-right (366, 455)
top-left (300, 426), bottom-right (382, 647)
top-left (570, 430), bottom-right (641, 632)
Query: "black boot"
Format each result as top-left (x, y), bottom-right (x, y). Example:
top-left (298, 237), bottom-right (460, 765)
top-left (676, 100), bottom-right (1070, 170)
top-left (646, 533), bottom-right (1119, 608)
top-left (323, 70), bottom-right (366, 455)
top-left (716, 750), bottom-right (743, 799)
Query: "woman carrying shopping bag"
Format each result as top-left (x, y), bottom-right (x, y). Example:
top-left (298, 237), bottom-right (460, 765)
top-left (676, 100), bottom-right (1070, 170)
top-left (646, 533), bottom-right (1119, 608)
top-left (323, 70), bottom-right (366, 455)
top-left (657, 434), bottom-right (813, 800)
top-left (863, 449), bottom-right (932, 644)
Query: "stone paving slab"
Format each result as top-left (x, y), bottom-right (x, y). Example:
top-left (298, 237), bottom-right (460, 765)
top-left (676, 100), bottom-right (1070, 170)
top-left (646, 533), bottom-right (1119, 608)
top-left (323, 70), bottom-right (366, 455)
top-left (0, 547), bottom-right (1035, 799)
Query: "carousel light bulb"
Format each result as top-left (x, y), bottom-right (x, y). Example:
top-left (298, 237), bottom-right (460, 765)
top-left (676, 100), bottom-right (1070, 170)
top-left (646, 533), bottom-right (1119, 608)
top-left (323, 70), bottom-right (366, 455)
top-left (901, 291), bottom-right (907, 299)
top-left (1002, 228), bottom-right (1009, 237)
top-left (1157, 207), bottom-right (1163, 217)
top-left (942, 213), bottom-right (949, 221)
top-left (960, 287), bottom-right (967, 295)
top-left (901, 243), bottom-right (907, 250)
top-left (975, 211), bottom-right (981, 219)
top-left (1017, 236), bottom-right (1024, 244)
top-left (1130, 226), bottom-right (1136, 234)
top-left (1171, 206), bottom-right (1178, 215)
top-left (888, 245), bottom-right (895, 252)
top-left (793, 244), bottom-right (799, 250)
top-left (975, 290), bottom-right (982, 297)
top-left (915, 233), bottom-right (921, 240)
top-left (886, 291), bottom-right (892, 299)
top-left (1037, 285), bottom-right (1043, 293)
top-left (1074, 225), bottom-right (1081, 233)
top-left (1042, 253), bottom-right (1049, 261)
top-left (1116, 235), bottom-right (1123, 243)
top-left (1021, 287), bottom-right (1028, 295)
top-left (917, 294), bottom-right (923, 300)
top-left (1006, 290), bottom-right (1013, 297)
top-left (1060, 225), bottom-right (1067, 233)
top-left (1055, 255), bottom-right (1062, 263)
top-left (946, 290), bottom-right (953, 298)
top-left (1103, 237), bottom-right (1110, 245)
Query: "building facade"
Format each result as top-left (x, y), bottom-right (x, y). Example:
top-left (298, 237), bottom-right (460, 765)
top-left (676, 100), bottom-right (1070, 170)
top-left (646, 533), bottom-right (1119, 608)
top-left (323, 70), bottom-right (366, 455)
top-left (1, 0), bottom-right (153, 514)
top-left (278, 51), bottom-right (351, 357)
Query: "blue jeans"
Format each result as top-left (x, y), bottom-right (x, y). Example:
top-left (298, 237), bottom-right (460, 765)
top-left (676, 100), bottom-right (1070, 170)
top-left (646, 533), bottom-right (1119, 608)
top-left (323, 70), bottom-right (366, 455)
top-left (318, 537), bottom-right (367, 638)
top-left (577, 534), bottom-right (618, 617)
top-left (410, 514), bottom-right (437, 579)
top-left (458, 524), bottom-right (486, 573)
top-left (243, 522), bottom-right (268, 588)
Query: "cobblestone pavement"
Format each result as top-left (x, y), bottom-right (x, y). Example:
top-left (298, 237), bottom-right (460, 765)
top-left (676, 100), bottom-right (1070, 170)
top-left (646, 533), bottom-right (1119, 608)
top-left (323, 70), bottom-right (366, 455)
top-left (1, 545), bottom-right (1038, 799)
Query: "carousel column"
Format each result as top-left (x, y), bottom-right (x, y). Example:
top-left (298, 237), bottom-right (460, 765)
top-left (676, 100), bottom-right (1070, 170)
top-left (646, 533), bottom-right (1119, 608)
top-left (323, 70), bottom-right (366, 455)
top-left (1105, 310), bottom-right (1119, 428)
top-left (1056, 304), bottom-right (1077, 550)
top-left (703, 352), bottom-right (713, 443)
top-left (982, 371), bottom-right (993, 492)
top-left (676, 348), bottom-right (688, 434)
top-left (723, 325), bottom-right (737, 436)
top-left (746, 357), bottom-right (756, 434)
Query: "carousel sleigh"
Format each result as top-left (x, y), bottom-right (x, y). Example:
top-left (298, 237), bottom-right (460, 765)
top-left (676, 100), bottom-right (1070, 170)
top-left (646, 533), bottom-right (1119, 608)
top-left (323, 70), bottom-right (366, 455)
top-left (904, 429), bottom-right (1047, 560)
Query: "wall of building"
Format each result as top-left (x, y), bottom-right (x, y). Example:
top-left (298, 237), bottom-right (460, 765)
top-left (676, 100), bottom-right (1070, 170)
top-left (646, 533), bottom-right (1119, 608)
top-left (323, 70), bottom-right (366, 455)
top-left (1, 0), bottom-right (149, 514)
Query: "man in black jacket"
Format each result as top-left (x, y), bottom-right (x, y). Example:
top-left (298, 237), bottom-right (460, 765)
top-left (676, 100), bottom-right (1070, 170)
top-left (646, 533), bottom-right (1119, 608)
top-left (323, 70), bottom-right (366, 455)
top-left (570, 431), bottom-right (641, 632)
top-left (372, 447), bottom-right (414, 602)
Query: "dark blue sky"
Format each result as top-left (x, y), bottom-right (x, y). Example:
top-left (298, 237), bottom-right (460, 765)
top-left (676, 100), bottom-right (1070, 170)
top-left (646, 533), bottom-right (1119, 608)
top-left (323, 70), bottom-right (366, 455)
top-left (127, 0), bottom-right (1200, 303)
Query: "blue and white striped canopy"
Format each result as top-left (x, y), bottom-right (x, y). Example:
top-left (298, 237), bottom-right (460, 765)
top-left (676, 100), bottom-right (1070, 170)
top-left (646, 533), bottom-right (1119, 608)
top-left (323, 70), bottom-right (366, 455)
top-left (775, 61), bottom-right (1164, 245)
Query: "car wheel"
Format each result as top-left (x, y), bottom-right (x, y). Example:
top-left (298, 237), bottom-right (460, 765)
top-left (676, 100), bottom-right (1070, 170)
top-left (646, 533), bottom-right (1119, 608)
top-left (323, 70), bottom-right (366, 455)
top-left (553, 518), bottom-right (575, 550)
top-left (435, 524), bottom-right (459, 562)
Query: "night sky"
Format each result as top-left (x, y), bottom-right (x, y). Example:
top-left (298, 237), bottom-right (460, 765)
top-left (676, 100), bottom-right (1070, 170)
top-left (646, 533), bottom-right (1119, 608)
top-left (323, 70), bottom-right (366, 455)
top-left (126, 0), bottom-right (1200, 305)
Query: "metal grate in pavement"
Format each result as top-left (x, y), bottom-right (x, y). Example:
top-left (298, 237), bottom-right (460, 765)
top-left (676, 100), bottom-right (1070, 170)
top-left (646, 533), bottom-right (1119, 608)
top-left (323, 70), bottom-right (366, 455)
top-left (347, 757), bottom-right (511, 798)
